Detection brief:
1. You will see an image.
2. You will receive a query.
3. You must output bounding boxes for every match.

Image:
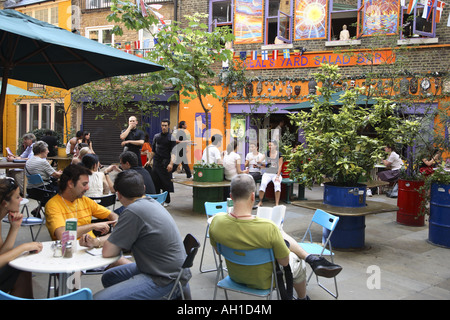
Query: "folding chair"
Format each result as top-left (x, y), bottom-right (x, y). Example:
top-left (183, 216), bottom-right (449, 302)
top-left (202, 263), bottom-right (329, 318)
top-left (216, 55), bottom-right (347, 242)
top-left (89, 193), bottom-right (116, 211)
top-left (256, 205), bottom-right (286, 229)
top-left (199, 201), bottom-right (227, 273)
top-left (147, 191), bottom-right (168, 204)
top-left (167, 233), bottom-right (200, 300)
top-left (1, 198), bottom-right (44, 241)
top-left (0, 288), bottom-right (93, 300)
top-left (298, 209), bottom-right (340, 298)
top-left (213, 243), bottom-right (280, 300)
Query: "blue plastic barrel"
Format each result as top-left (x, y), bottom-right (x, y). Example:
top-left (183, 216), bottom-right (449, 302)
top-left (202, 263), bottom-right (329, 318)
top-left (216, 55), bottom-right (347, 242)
top-left (323, 183), bottom-right (366, 208)
top-left (429, 183), bottom-right (450, 248)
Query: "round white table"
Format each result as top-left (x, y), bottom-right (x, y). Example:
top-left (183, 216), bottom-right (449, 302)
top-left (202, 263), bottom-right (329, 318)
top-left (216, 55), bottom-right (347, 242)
top-left (9, 241), bottom-right (119, 296)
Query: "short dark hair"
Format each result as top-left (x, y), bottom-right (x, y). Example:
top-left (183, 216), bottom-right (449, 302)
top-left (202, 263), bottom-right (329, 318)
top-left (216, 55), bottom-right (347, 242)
top-left (76, 130), bottom-right (83, 138)
top-left (114, 170), bottom-right (145, 198)
top-left (120, 151), bottom-right (138, 167)
top-left (178, 121), bottom-right (186, 128)
top-left (59, 164), bottom-right (92, 192)
top-left (211, 134), bottom-right (222, 145)
top-left (230, 174), bottom-right (255, 202)
top-left (81, 154), bottom-right (99, 170)
top-left (161, 118), bottom-right (170, 125)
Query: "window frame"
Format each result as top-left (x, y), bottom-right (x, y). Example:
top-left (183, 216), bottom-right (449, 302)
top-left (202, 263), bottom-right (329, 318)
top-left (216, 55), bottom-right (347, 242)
top-left (85, 26), bottom-right (115, 45)
top-left (17, 100), bottom-right (65, 138)
top-left (265, 0), bottom-right (293, 44)
top-left (209, 0), bottom-right (233, 32)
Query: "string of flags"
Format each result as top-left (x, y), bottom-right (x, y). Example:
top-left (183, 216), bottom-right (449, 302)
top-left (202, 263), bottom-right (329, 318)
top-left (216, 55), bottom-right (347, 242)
top-left (405, 0), bottom-right (446, 23)
top-left (235, 48), bottom-right (307, 61)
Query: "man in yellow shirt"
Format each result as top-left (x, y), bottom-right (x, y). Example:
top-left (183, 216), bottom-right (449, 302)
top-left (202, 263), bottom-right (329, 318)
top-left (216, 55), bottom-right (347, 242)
top-left (45, 164), bottom-right (118, 241)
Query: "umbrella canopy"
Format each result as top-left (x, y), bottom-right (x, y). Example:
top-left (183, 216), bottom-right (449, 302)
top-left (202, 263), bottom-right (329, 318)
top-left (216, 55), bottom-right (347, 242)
top-left (283, 91), bottom-right (378, 111)
top-left (0, 9), bottom-right (163, 147)
top-left (0, 82), bottom-right (40, 96)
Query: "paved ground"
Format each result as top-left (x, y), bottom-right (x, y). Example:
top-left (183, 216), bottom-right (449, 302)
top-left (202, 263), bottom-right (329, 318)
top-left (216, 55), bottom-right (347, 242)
top-left (3, 172), bottom-right (450, 301)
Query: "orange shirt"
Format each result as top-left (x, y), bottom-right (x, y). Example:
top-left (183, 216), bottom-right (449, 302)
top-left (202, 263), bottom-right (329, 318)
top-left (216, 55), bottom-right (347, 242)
top-left (45, 194), bottom-right (111, 240)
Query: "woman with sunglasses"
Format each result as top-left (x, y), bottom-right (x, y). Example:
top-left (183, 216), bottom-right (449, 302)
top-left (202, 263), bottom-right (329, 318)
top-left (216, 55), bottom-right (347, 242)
top-left (0, 178), bottom-right (43, 298)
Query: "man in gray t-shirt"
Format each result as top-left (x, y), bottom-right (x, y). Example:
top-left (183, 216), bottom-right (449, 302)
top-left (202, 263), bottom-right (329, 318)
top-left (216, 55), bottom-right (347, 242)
top-left (84, 170), bottom-right (191, 300)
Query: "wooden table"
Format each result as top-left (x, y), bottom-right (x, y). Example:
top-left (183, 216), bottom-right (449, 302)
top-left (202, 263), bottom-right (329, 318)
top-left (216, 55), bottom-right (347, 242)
top-left (47, 156), bottom-right (72, 171)
top-left (292, 199), bottom-right (399, 250)
top-left (0, 161), bottom-right (27, 191)
top-left (173, 179), bottom-right (230, 214)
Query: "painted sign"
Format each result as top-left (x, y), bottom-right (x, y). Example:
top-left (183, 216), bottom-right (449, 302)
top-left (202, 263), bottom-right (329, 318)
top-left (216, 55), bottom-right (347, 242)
top-left (294, 0), bottom-right (328, 40)
top-left (236, 50), bottom-right (395, 70)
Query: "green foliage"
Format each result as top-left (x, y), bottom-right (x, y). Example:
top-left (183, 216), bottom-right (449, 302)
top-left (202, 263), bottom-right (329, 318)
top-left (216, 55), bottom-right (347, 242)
top-left (286, 63), bottom-right (420, 188)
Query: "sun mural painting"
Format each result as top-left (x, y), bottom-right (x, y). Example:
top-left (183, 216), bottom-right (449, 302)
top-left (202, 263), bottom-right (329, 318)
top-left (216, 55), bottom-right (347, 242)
top-left (234, 0), bottom-right (264, 44)
top-left (362, 0), bottom-right (400, 36)
top-left (294, 0), bottom-right (328, 40)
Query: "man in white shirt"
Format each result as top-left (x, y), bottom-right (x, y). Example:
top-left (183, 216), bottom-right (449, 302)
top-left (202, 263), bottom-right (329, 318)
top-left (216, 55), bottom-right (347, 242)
top-left (202, 134), bottom-right (223, 165)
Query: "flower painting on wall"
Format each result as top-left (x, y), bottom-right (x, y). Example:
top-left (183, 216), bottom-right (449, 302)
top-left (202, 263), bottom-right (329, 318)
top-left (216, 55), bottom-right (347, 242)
top-left (294, 0), bottom-right (328, 40)
top-left (362, 0), bottom-right (400, 36)
top-left (234, 0), bottom-right (264, 44)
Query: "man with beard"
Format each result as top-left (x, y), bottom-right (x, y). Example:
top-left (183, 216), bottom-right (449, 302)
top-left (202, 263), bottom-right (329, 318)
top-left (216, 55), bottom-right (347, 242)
top-left (45, 164), bottom-right (118, 241)
top-left (145, 119), bottom-right (176, 206)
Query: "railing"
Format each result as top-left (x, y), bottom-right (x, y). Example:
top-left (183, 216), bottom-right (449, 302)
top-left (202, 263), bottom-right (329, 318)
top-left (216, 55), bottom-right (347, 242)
top-left (82, 0), bottom-right (173, 11)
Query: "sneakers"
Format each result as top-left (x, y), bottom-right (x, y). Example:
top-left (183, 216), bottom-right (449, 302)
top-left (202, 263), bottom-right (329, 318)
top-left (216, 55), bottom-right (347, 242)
top-left (305, 255), bottom-right (342, 278)
top-left (163, 202), bottom-right (169, 207)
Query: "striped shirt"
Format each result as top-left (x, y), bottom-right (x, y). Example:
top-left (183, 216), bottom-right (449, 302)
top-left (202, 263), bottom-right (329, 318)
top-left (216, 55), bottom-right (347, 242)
top-left (25, 156), bottom-right (55, 188)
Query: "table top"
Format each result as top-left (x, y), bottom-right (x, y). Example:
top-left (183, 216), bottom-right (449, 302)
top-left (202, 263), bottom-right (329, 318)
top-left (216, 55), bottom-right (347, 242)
top-left (291, 200), bottom-right (398, 217)
top-left (0, 161), bottom-right (26, 169)
top-left (47, 156), bottom-right (72, 161)
top-left (173, 179), bottom-right (231, 187)
top-left (9, 241), bottom-right (119, 274)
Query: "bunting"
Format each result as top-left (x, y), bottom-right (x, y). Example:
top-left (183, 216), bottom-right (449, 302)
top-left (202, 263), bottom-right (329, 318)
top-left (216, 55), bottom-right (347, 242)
top-left (408, 0), bottom-right (419, 14)
top-left (422, 0), bottom-right (436, 20)
top-left (283, 49), bottom-right (290, 59)
top-left (272, 50), bottom-right (278, 60)
top-left (436, 0), bottom-right (445, 22)
top-left (261, 50), bottom-right (268, 60)
top-left (252, 50), bottom-right (258, 60)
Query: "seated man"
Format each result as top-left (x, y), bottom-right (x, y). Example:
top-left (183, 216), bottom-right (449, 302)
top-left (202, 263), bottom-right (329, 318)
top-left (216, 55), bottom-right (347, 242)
top-left (45, 164), bottom-right (118, 241)
top-left (118, 151), bottom-right (156, 194)
top-left (209, 174), bottom-right (342, 300)
top-left (82, 170), bottom-right (191, 300)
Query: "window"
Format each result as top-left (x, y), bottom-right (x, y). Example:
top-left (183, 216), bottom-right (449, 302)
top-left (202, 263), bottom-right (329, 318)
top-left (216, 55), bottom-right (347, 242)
top-left (86, 27), bottom-right (114, 45)
top-left (266, 0), bottom-right (293, 44)
top-left (328, 2), bottom-right (357, 41)
top-left (210, 0), bottom-right (233, 34)
top-left (17, 101), bottom-right (65, 138)
top-left (22, 6), bottom-right (59, 26)
top-left (85, 0), bottom-right (112, 10)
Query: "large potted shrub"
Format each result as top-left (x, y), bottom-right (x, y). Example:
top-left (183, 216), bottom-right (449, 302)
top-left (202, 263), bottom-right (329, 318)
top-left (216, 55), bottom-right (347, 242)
top-left (286, 64), bottom-right (419, 205)
top-left (285, 64), bottom-right (419, 249)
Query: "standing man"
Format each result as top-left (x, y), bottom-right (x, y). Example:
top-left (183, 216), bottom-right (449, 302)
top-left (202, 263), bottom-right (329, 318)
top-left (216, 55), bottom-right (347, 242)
top-left (82, 170), bottom-right (191, 300)
top-left (172, 121), bottom-right (192, 179)
top-left (145, 119), bottom-right (176, 206)
top-left (120, 116), bottom-right (145, 166)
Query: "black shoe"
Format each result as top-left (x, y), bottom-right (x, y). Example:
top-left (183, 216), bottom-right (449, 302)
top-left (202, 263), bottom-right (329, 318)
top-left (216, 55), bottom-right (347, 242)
top-left (31, 208), bottom-right (40, 218)
top-left (305, 255), bottom-right (342, 278)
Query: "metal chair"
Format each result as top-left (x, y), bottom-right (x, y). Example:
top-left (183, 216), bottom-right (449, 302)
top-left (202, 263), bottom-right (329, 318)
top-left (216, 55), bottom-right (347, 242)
top-left (213, 243), bottom-right (280, 300)
top-left (1, 198), bottom-right (44, 241)
top-left (298, 209), bottom-right (340, 298)
top-left (167, 233), bottom-right (200, 300)
top-left (89, 193), bottom-right (116, 211)
top-left (0, 288), bottom-right (93, 300)
top-left (199, 201), bottom-right (227, 273)
top-left (147, 191), bottom-right (168, 204)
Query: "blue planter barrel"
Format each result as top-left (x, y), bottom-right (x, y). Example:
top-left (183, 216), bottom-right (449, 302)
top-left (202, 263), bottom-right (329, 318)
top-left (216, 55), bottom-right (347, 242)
top-left (323, 183), bottom-right (366, 208)
top-left (429, 183), bottom-right (450, 248)
top-left (322, 183), bottom-right (367, 249)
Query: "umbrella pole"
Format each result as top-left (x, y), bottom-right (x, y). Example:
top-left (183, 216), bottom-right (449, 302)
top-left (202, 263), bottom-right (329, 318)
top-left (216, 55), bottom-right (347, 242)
top-left (0, 67), bottom-right (9, 152)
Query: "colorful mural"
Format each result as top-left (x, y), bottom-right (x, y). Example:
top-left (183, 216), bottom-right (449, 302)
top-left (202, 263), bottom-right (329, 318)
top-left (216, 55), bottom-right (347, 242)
top-left (294, 0), bottom-right (328, 40)
top-left (234, 0), bottom-right (264, 44)
top-left (363, 0), bottom-right (400, 36)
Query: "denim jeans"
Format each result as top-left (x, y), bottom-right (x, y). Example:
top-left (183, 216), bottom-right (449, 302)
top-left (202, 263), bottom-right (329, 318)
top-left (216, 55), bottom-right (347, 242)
top-left (93, 263), bottom-right (177, 300)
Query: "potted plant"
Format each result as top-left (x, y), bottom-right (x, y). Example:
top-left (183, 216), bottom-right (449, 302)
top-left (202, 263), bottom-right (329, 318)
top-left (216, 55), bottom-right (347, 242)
top-left (286, 64), bottom-right (419, 207)
top-left (193, 162), bottom-right (224, 182)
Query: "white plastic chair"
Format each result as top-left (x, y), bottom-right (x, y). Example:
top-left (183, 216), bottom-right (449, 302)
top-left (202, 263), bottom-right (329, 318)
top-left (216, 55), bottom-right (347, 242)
top-left (298, 209), bottom-right (340, 298)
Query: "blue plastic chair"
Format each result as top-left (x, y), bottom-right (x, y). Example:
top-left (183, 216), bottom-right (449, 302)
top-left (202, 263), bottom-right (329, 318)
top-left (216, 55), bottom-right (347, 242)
top-left (0, 288), bottom-right (93, 300)
top-left (199, 201), bottom-right (227, 273)
top-left (213, 243), bottom-right (280, 300)
top-left (26, 173), bottom-right (46, 189)
top-left (147, 191), bottom-right (168, 204)
top-left (298, 209), bottom-right (340, 298)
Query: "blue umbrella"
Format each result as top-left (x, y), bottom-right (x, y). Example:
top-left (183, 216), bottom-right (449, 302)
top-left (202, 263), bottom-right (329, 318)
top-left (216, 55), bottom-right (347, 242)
top-left (0, 82), bottom-right (40, 96)
top-left (0, 9), bottom-right (164, 140)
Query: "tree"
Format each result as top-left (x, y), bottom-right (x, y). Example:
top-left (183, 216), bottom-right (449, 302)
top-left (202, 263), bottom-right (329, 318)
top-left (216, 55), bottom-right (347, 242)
top-left (108, 4), bottom-right (234, 152)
